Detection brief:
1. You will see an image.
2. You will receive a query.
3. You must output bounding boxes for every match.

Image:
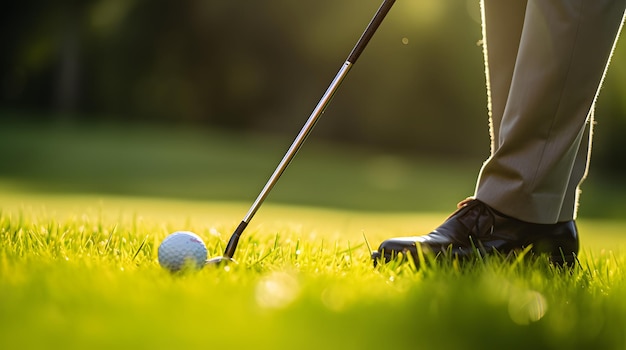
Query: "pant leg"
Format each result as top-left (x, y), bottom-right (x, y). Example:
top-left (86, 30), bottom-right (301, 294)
top-left (559, 110), bottom-right (593, 221)
top-left (480, 0), bottom-right (529, 155)
top-left (475, 0), bottom-right (626, 224)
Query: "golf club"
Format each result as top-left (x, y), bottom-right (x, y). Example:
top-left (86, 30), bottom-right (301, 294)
top-left (206, 0), bottom-right (396, 266)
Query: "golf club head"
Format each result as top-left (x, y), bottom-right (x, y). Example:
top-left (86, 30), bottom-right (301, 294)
top-left (205, 256), bottom-right (237, 266)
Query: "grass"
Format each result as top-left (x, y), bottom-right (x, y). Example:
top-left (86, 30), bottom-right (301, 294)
top-left (0, 120), bottom-right (481, 212)
top-left (1, 191), bottom-right (626, 349)
top-left (1, 119), bottom-right (624, 217)
top-left (2, 121), bottom-right (626, 349)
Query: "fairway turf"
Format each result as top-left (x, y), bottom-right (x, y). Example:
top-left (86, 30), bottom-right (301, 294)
top-left (2, 192), bottom-right (626, 349)
top-left (2, 121), bottom-right (626, 349)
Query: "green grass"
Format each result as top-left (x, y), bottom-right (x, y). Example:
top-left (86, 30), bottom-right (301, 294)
top-left (1, 191), bottom-right (626, 349)
top-left (1, 120), bottom-right (625, 218)
top-left (2, 121), bottom-right (626, 349)
top-left (0, 120), bottom-right (482, 213)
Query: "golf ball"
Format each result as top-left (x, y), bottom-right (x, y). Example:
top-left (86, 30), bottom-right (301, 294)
top-left (158, 231), bottom-right (208, 272)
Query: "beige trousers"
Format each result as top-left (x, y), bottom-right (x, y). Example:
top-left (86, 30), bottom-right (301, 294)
top-left (475, 0), bottom-right (626, 223)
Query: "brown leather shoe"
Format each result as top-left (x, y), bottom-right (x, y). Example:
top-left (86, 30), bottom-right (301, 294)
top-left (371, 198), bottom-right (579, 266)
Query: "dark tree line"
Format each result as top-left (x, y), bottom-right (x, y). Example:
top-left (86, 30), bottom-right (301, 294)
top-left (2, 0), bottom-right (625, 168)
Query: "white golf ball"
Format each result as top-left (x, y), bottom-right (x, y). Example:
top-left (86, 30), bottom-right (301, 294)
top-left (158, 231), bottom-right (208, 272)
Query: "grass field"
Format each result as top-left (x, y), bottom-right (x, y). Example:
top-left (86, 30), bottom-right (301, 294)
top-left (2, 122), bottom-right (626, 349)
top-left (2, 191), bottom-right (626, 349)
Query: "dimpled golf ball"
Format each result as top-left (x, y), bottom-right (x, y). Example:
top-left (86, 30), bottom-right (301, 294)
top-left (158, 231), bottom-right (208, 272)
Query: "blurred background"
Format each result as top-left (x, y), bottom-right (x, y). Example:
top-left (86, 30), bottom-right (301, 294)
top-left (1, 0), bottom-right (625, 217)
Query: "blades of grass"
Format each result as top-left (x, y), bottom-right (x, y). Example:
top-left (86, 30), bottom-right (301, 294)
top-left (103, 224), bottom-right (118, 253)
top-left (252, 249), bottom-right (275, 265)
top-left (26, 227), bottom-right (45, 252)
top-left (132, 235), bottom-right (148, 262)
top-left (337, 242), bottom-right (364, 255)
top-left (272, 233), bottom-right (280, 252)
top-left (468, 236), bottom-right (485, 267)
top-left (405, 247), bottom-right (419, 273)
top-left (610, 250), bottom-right (620, 270)
top-left (416, 242), bottom-right (428, 270)
top-left (347, 240), bottom-right (353, 267)
top-left (510, 245), bottom-right (533, 271)
top-left (294, 239), bottom-right (301, 261)
top-left (573, 252), bottom-right (582, 269)
top-left (362, 232), bottom-right (373, 256)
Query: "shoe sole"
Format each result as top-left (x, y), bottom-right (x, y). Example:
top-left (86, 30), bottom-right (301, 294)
top-left (371, 249), bottom-right (578, 268)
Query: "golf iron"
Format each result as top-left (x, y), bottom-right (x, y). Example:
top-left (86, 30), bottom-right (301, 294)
top-left (206, 0), bottom-right (396, 265)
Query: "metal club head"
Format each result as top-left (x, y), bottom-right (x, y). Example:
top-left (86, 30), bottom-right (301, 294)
top-left (203, 221), bottom-right (244, 267)
top-left (205, 256), bottom-right (237, 266)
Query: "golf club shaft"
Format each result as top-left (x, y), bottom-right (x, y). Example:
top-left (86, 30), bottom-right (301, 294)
top-left (224, 0), bottom-right (396, 259)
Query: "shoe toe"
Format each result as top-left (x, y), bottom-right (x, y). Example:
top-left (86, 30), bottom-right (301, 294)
top-left (372, 237), bottom-right (419, 265)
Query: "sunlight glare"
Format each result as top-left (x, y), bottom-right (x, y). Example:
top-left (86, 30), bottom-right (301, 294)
top-left (255, 272), bottom-right (300, 309)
